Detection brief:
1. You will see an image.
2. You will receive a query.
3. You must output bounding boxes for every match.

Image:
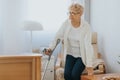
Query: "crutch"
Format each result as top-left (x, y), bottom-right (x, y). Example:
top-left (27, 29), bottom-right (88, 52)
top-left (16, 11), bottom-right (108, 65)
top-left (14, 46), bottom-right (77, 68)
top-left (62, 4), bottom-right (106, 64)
top-left (42, 39), bottom-right (60, 80)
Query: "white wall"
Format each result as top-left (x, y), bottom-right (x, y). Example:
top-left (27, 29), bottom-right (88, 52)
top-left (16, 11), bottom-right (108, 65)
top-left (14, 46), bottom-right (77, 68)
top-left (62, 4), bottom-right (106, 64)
top-left (91, 0), bottom-right (120, 73)
top-left (0, 1), bottom-right (2, 51)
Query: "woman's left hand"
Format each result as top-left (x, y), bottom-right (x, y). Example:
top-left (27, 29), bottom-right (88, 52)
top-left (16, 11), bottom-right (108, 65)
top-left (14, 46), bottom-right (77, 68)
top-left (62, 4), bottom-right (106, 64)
top-left (86, 67), bottom-right (94, 75)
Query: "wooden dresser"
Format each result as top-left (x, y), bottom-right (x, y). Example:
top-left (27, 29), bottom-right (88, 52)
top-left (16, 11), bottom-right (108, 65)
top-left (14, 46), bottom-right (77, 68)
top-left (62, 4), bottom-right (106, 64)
top-left (0, 53), bottom-right (42, 80)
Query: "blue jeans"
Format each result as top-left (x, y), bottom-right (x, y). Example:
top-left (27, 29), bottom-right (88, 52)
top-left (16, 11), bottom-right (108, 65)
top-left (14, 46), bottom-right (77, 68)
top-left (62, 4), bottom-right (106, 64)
top-left (64, 55), bottom-right (85, 80)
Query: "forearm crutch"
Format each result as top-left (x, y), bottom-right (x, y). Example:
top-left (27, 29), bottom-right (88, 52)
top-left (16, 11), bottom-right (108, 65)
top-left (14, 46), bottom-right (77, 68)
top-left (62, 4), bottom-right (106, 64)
top-left (42, 39), bottom-right (60, 80)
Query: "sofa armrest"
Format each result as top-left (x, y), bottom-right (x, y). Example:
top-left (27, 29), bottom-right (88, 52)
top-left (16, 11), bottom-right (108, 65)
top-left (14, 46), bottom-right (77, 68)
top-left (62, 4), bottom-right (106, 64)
top-left (55, 53), bottom-right (63, 70)
top-left (55, 58), bottom-right (62, 69)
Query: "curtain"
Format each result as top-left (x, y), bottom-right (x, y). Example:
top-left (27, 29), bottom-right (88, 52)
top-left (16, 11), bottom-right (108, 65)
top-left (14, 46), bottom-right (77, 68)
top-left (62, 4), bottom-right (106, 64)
top-left (0, 0), bottom-right (30, 54)
top-left (0, 0), bottom-right (70, 54)
top-left (0, 0), bottom-right (85, 54)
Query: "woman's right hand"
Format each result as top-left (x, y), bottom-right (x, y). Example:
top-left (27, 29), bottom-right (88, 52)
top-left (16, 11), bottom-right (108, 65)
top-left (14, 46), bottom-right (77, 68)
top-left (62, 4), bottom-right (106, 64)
top-left (44, 48), bottom-right (52, 56)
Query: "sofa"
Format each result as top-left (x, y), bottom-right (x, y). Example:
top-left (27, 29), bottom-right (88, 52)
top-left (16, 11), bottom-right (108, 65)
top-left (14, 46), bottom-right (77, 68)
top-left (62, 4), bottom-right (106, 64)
top-left (55, 32), bottom-right (105, 80)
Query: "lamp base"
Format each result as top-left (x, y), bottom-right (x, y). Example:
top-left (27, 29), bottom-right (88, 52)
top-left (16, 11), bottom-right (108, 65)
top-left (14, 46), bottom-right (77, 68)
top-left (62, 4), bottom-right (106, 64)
top-left (32, 48), bottom-right (40, 53)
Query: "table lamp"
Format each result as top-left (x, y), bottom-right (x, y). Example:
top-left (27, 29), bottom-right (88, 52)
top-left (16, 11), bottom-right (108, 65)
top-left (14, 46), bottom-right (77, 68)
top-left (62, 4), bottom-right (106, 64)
top-left (23, 21), bottom-right (43, 52)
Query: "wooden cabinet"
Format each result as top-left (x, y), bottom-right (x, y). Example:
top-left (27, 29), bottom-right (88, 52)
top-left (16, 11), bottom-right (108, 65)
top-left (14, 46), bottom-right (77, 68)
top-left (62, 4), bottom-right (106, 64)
top-left (0, 54), bottom-right (42, 80)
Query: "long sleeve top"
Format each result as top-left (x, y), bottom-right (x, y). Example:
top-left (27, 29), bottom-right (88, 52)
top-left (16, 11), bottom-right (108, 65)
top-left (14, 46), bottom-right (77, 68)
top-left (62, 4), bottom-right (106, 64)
top-left (49, 19), bottom-right (94, 67)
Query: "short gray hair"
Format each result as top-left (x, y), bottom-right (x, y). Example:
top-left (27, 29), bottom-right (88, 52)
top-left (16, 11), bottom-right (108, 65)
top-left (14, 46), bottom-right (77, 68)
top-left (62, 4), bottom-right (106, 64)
top-left (69, 3), bottom-right (84, 13)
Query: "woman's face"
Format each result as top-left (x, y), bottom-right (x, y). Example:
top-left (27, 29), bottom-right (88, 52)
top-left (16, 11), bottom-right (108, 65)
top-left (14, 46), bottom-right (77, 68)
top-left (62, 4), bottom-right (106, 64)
top-left (69, 8), bottom-right (82, 21)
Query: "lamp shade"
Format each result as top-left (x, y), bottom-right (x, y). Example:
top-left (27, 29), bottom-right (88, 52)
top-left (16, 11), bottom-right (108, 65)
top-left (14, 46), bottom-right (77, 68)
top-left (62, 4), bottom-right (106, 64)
top-left (23, 21), bottom-right (43, 31)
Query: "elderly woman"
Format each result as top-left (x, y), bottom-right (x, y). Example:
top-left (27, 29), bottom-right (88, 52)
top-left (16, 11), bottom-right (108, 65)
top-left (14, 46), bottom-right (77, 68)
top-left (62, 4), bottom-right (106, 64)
top-left (45, 3), bottom-right (94, 80)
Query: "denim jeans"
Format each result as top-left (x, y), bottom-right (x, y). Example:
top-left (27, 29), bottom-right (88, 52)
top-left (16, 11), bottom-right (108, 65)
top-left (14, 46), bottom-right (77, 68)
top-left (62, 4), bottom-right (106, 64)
top-left (64, 55), bottom-right (85, 80)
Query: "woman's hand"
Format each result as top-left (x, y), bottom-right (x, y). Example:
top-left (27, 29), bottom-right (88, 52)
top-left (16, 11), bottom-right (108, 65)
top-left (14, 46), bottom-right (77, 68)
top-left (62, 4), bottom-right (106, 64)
top-left (44, 48), bottom-right (52, 56)
top-left (86, 67), bottom-right (94, 75)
